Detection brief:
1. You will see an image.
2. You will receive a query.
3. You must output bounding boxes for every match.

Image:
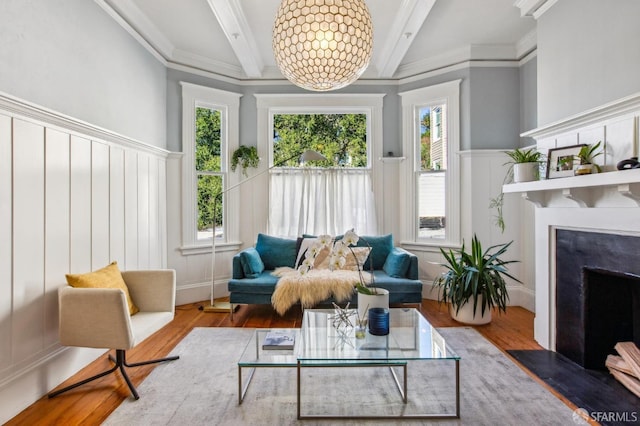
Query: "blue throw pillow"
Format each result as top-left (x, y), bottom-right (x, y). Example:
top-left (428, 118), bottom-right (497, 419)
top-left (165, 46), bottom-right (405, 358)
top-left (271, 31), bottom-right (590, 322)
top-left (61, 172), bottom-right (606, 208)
top-left (239, 247), bottom-right (264, 278)
top-left (357, 234), bottom-right (393, 270)
top-left (383, 248), bottom-right (411, 278)
top-left (255, 233), bottom-right (298, 270)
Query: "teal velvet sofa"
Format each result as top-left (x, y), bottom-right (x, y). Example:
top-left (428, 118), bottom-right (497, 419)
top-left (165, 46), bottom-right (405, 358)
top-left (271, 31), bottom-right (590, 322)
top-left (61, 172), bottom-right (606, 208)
top-left (228, 233), bottom-right (423, 312)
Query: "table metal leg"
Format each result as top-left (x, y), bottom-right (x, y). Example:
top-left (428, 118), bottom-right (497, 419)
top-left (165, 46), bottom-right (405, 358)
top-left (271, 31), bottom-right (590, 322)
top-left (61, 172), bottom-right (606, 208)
top-left (238, 366), bottom-right (257, 404)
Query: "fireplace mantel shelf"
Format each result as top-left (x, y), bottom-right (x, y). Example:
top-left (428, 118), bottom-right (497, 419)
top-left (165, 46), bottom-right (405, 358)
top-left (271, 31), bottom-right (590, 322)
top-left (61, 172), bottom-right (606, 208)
top-left (502, 169), bottom-right (640, 207)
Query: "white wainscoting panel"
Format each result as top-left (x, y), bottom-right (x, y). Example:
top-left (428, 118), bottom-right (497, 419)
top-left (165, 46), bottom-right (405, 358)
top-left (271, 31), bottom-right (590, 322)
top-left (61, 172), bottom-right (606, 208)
top-left (0, 94), bottom-right (169, 425)
top-left (12, 119), bottom-right (46, 364)
top-left (110, 146), bottom-right (126, 266)
top-left (0, 114), bottom-right (12, 372)
top-left (44, 128), bottom-right (71, 348)
top-left (124, 150), bottom-right (139, 270)
top-left (92, 141), bottom-right (111, 269)
top-left (70, 135), bottom-right (92, 273)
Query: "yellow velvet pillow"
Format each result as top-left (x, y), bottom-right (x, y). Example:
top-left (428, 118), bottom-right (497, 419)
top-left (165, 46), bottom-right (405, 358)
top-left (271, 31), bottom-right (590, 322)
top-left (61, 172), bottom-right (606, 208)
top-left (65, 262), bottom-right (139, 315)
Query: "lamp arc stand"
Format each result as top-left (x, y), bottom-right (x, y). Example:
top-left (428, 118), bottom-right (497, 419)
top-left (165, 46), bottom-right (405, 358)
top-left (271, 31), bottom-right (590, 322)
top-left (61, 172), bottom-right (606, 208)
top-left (203, 150), bottom-right (327, 313)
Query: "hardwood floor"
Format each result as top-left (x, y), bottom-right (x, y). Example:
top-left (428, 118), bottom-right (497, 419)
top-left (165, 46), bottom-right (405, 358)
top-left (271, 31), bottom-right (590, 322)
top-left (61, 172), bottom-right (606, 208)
top-left (7, 299), bottom-right (582, 425)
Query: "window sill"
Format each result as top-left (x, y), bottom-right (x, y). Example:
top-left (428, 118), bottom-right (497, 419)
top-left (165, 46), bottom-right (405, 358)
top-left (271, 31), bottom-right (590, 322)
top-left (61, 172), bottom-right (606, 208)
top-left (400, 240), bottom-right (461, 252)
top-left (179, 240), bottom-right (243, 256)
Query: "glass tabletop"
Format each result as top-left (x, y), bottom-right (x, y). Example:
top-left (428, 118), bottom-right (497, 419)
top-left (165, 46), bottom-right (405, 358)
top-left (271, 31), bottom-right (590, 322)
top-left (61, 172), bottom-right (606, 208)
top-left (238, 328), bottom-right (300, 367)
top-left (297, 308), bottom-right (459, 363)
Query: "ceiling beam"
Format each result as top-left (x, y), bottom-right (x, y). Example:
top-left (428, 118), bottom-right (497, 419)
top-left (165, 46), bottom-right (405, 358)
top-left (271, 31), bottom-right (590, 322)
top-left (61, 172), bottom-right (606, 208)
top-left (206, 0), bottom-right (264, 78)
top-left (375, 0), bottom-right (436, 78)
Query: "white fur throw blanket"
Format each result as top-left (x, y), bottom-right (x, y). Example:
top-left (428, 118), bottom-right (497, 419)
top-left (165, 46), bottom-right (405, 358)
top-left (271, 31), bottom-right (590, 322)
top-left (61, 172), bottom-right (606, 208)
top-left (271, 267), bottom-right (371, 315)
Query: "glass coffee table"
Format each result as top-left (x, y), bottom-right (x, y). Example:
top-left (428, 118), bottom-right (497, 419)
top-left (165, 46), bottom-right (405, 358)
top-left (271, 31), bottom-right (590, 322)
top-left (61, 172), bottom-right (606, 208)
top-left (237, 308), bottom-right (460, 420)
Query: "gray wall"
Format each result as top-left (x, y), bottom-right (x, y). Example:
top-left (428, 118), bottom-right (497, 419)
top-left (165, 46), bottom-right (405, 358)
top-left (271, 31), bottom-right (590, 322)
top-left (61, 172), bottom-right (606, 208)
top-left (519, 56), bottom-right (537, 145)
top-left (0, 0), bottom-right (167, 147)
top-left (469, 67), bottom-right (521, 150)
top-left (537, 0), bottom-right (640, 125)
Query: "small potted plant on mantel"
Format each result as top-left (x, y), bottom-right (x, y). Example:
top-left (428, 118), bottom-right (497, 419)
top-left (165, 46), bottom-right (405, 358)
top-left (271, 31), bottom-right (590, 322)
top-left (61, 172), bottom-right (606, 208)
top-left (575, 141), bottom-right (603, 175)
top-left (432, 235), bottom-right (520, 325)
top-left (504, 147), bottom-right (543, 183)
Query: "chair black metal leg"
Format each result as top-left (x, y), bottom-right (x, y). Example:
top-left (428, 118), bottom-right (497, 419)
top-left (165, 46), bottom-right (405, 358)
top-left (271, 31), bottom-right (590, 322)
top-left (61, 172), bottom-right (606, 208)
top-left (49, 349), bottom-right (178, 400)
top-left (48, 362), bottom-right (119, 398)
top-left (118, 350), bottom-right (180, 368)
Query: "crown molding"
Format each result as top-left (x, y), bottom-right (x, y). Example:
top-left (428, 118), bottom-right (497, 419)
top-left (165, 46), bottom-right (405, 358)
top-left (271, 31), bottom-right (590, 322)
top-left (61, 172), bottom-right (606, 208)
top-left (172, 49), bottom-right (246, 79)
top-left (516, 29), bottom-right (537, 59)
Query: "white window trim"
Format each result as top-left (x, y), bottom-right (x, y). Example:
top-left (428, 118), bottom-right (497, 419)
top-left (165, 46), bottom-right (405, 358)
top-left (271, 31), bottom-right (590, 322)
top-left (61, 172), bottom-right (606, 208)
top-left (180, 82), bottom-right (242, 253)
top-left (399, 79), bottom-right (461, 247)
top-left (254, 93), bottom-right (385, 232)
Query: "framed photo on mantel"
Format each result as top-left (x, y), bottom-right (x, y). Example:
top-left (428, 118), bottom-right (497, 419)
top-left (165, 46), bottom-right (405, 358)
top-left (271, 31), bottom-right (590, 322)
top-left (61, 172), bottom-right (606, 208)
top-left (546, 144), bottom-right (586, 179)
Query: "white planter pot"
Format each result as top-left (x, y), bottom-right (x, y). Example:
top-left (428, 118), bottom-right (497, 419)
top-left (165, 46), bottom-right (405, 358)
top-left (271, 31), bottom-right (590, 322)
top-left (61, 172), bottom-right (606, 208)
top-left (513, 162), bottom-right (538, 183)
top-left (449, 300), bottom-right (492, 325)
top-left (357, 288), bottom-right (389, 320)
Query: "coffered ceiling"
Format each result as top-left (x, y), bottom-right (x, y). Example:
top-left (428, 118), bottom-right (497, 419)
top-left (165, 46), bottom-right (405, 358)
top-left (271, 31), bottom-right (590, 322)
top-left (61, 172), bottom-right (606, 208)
top-left (98, 0), bottom-right (537, 82)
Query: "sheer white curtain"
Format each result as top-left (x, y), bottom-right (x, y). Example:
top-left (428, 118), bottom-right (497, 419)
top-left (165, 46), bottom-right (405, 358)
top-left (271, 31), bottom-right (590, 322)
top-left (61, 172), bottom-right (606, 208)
top-left (268, 167), bottom-right (378, 237)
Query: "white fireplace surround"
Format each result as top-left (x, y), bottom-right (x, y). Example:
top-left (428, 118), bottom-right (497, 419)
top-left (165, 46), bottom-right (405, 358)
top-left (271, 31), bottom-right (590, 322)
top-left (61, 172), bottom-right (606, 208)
top-left (504, 92), bottom-right (640, 350)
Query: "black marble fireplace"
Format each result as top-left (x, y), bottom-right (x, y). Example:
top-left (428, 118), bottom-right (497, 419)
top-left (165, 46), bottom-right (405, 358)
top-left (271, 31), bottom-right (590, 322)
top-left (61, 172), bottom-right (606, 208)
top-left (556, 229), bottom-right (640, 369)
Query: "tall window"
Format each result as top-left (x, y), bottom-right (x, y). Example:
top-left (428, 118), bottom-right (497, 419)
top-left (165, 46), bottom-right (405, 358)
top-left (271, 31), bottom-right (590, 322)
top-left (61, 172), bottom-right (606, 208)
top-left (181, 83), bottom-right (241, 250)
top-left (418, 104), bottom-right (447, 238)
top-left (256, 94), bottom-right (384, 238)
top-left (400, 80), bottom-right (460, 245)
top-left (195, 107), bottom-right (223, 240)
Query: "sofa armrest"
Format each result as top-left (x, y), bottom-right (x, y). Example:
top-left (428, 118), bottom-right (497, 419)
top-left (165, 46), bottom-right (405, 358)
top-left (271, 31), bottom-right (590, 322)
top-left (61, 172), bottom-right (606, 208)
top-left (232, 252), bottom-right (245, 279)
top-left (388, 247), bottom-right (419, 280)
top-left (58, 286), bottom-right (134, 349)
top-left (122, 269), bottom-right (176, 313)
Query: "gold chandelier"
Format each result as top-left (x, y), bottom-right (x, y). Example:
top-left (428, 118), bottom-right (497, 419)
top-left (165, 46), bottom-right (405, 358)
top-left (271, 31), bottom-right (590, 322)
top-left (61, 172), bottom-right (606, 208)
top-left (272, 0), bottom-right (373, 92)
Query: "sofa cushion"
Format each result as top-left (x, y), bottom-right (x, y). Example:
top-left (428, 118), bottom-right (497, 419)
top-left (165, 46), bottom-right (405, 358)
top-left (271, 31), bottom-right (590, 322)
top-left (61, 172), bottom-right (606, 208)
top-left (255, 234), bottom-right (298, 270)
top-left (228, 271), bottom-right (279, 294)
top-left (383, 247), bottom-right (412, 278)
top-left (239, 247), bottom-right (264, 278)
top-left (357, 234), bottom-right (393, 270)
top-left (65, 261), bottom-right (139, 315)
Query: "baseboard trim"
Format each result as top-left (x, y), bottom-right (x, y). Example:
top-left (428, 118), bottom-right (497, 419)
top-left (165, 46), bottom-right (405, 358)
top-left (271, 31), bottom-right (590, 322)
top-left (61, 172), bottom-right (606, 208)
top-left (175, 279), bottom-right (230, 306)
top-left (421, 282), bottom-right (535, 312)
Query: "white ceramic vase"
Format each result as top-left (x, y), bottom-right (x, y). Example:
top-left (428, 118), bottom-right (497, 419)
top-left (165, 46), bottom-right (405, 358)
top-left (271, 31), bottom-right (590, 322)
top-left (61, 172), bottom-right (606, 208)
top-left (513, 162), bottom-right (538, 183)
top-left (357, 288), bottom-right (389, 320)
top-left (449, 299), bottom-right (492, 325)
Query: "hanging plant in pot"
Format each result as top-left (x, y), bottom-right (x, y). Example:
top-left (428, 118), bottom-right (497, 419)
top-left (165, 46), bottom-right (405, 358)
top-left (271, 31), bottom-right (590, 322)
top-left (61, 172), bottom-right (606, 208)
top-left (433, 235), bottom-right (520, 325)
top-left (230, 145), bottom-right (260, 177)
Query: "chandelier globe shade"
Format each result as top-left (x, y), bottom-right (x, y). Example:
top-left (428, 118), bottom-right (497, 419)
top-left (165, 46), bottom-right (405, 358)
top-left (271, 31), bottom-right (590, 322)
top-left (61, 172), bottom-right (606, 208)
top-left (272, 0), bottom-right (373, 92)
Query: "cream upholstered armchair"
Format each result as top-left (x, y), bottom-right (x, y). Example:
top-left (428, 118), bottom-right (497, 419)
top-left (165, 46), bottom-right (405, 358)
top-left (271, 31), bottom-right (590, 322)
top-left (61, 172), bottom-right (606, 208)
top-left (48, 269), bottom-right (179, 400)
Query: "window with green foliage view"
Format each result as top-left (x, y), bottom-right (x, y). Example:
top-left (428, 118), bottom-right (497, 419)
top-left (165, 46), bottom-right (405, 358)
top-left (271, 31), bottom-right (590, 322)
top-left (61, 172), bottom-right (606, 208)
top-left (418, 103), bottom-right (447, 239)
top-left (195, 107), bottom-right (223, 239)
top-left (273, 113), bottom-right (368, 167)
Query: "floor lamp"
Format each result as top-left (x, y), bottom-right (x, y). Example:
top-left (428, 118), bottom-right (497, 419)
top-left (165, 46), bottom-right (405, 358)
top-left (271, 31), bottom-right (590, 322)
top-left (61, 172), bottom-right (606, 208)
top-left (203, 149), bottom-right (327, 313)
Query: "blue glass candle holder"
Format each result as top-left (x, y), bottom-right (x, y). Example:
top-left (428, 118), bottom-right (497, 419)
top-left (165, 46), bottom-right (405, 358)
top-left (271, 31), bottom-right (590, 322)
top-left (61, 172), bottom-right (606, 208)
top-left (367, 307), bottom-right (389, 336)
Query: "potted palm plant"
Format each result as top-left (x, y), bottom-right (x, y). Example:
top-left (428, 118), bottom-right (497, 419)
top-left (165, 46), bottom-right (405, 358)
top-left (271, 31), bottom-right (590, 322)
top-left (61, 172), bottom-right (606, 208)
top-left (433, 235), bottom-right (520, 325)
top-left (504, 147), bottom-right (543, 183)
top-left (575, 141), bottom-right (603, 175)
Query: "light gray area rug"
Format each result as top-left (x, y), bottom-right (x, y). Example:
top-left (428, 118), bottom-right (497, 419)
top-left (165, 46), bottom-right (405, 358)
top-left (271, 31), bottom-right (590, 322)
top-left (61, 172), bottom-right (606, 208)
top-left (104, 327), bottom-right (576, 425)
